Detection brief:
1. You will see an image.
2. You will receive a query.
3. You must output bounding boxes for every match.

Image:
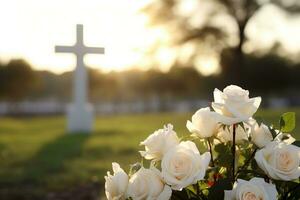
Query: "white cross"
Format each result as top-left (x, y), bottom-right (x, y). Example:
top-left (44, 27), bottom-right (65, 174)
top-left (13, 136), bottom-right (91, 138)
top-left (55, 24), bottom-right (105, 132)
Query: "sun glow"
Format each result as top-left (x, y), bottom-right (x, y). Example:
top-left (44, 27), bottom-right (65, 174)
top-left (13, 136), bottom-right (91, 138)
top-left (195, 56), bottom-right (220, 76)
top-left (0, 0), bottom-right (153, 73)
top-left (0, 0), bottom-right (300, 74)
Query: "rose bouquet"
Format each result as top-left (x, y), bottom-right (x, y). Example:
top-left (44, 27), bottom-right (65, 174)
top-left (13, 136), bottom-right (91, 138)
top-left (104, 85), bottom-right (300, 200)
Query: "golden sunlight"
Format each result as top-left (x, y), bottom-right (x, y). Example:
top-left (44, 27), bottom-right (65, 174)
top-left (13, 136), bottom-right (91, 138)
top-left (0, 0), bottom-right (153, 73)
top-left (194, 56), bottom-right (220, 76)
top-left (0, 0), bottom-right (299, 75)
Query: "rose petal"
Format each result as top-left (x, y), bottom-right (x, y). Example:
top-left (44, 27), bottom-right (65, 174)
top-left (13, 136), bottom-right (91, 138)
top-left (224, 190), bottom-right (235, 200)
top-left (186, 120), bottom-right (198, 134)
top-left (157, 185), bottom-right (172, 200)
top-left (211, 102), bottom-right (225, 115)
top-left (213, 88), bottom-right (224, 104)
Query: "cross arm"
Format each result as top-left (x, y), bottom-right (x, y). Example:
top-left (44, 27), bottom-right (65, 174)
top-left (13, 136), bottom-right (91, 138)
top-left (85, 47), bottom-right (105, 54)
top-left (55, 46), bottom-right (75, 53)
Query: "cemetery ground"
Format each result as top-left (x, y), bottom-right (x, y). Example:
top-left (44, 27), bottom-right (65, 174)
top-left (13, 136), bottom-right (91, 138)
top-left (0, 108), bottom-right (299, 200)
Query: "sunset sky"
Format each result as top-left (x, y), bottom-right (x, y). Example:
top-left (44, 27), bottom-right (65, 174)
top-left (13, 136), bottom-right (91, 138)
top-left (0, 0), bottom-right (299, 75)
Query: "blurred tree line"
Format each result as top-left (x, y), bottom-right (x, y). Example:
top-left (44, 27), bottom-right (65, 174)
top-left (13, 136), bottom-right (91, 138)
top-left (0, 60), bottom-right (38, 101)
top-left (0, 51), bottom-right (300, 102)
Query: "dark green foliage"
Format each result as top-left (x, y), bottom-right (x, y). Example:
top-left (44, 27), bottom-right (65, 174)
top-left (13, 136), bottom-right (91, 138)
top-left (292, 141), bottom-right (300, 147)
top-left (0, 59), bottom-right (38, 100)
top-left (208, 178), bottom-right (231, 199)
top-left (171, 189), bottom-right (191, 200)
top-left (214, 143), bottom-right (231, 168)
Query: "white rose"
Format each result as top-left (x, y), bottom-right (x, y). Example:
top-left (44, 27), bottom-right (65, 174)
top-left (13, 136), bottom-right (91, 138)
top-left (248, 118), bottom-right (295, 148)
top-left (105, 162), bottom-right (129, 200)
top-left (255, 141), bottom-right (300, 181)
top-left (217, 124), bottom-right (248, 143)
top-left (212, 85), bottom-right (261, 125)
top-left (249, 122), bottom-right (273, 148)
top-left (161, 141), bottom-right (210, 190)
top-left (225, 177), bottom-right (278, 200)
top-left (127, 167), bottom-right (172, 200)
top-left (186, 107), bottom-right (219, 138)
top-left (140, 124), bottom-right (179, 161)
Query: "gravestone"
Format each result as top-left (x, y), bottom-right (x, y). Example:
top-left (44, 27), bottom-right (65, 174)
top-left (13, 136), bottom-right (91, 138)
top-left (55, 24), bottom-right (105, 133)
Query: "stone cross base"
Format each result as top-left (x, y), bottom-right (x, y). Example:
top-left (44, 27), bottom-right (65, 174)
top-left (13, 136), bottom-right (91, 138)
top-left (67, 104), bottom-right (94, 133)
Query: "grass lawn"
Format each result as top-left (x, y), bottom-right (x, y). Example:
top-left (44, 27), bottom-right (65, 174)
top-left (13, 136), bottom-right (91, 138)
top-left (0, 108), bottom-right (299, 199)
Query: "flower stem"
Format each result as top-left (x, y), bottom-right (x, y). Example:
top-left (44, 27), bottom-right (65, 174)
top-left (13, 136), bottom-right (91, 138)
top-left (207, 138), bottom-right (215, 167)
top-left (231, 124), bottom-right (236, 184)
top-left (207, 138), bottom-right (216, 183)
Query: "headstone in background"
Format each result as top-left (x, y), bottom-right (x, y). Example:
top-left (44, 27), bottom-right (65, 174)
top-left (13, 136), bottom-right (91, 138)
top-left (55, 24), bottom-right (105, 133)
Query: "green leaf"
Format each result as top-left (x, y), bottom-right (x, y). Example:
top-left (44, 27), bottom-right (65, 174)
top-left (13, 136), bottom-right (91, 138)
top-left (215, 143), bottom-right (231, 167)
top-left (280, 112), bottom-right (296, 132)
top-left (185, 185), bottom-right (197, 198)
